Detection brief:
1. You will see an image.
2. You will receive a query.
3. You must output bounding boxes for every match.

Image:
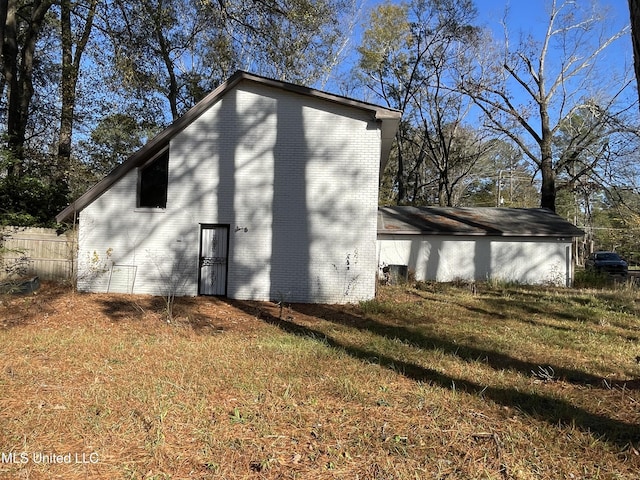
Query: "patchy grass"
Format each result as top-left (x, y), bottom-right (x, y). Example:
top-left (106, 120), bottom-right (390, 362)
top-left (0, 282), bottom-right (639, 479)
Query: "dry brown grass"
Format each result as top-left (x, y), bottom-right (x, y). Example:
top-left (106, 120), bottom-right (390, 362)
top-left (0, 281), bottom-right (639, 479)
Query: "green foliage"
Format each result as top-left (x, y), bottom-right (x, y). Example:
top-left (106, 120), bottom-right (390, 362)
top-left (0, 174), bottom-right (69, 227)
top-left (78, 113), bottom-right (156, 177)
top-left (573, 269), bottom-right (615, 288)
top-left (0, 230), bottom-right (29, 279)
top-left (106, 0), bottom-right (353, 119)
top-left (358, 2), bottom-right (411, 73)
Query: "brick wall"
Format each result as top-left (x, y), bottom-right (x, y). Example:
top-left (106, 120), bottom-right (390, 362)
top-left (78, 81), bottom-right (383, 303)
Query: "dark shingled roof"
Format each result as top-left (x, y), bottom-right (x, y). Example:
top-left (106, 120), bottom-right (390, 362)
top-left (378, 206), bottom-right (585, 238)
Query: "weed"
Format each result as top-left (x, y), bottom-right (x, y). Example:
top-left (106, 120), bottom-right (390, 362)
top-left (0, 227), bottom-right (29, 280)
top-left (332, 249), bottom-right (361, 297)
top-left (229, 407), bottom-right (245, 424)
top-left (147, 249), bottom-right (191, 323)
top-left (574, 269), bottom-right (616, 288)
top-left (359, 298), bottom-right (386, 315)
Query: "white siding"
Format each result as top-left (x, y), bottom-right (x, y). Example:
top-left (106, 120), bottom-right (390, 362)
top-left (377, 235), bottom-right (573, 286)
top-left (77, 82), bottom-right (381, 303)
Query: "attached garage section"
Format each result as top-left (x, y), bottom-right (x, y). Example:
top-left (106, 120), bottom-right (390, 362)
top-left (377, 206), bottom-right (584, 287)
top-left (377, 234), bottom-right (573, 286)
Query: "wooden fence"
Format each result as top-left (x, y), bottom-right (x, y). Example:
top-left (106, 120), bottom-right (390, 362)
top-left (0, 227), bottom-right (77, 282)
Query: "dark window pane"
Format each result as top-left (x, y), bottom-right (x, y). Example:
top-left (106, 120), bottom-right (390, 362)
top-left (139, 151), bottom-right (168, 208)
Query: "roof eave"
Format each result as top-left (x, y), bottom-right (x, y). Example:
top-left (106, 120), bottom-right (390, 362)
top-left (56, 71), bottom-right (401, 223)
top-left (56, 73), bottom-right (248, 223)
top-left (378, 231), bottom-right (585, 238)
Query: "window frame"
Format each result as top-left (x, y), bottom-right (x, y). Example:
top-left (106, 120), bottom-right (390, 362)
top-left (137, 148), bottom-right (169, 209)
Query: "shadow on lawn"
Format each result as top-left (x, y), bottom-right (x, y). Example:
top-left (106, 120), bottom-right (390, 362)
top-left (467, 293), bottom-right (640, 343)
top-left (98, 297), bottom-right (153, 320)
top-left (97, 296), bottom-right (234, 334)
top-left (0, 281), bottom-right (69, 329)
top-left (474, 288), bottom-right (640, 329)
top-left (230, 300), bottom-right (640, 449)
top-left (290, 304), bottom-right (627, 389)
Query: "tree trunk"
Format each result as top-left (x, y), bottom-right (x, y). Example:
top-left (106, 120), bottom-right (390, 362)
top-left (57, 0), bottom-right (75, 183)
top-left (3, 0), bottom-right (54, 176)
top-left (57, 0), bottom-right (97, 185)
top-left (0, 0), bottom-right (8, 98)
top-left (539, 102), bottom-right (556, 211)
top-left (4, 0), bottom-right (21, 175)
top-left (540, 151), bottom-right (556, 211)
top-left (395, 134), bottom-right (406, 204)
top-left (437, 176), bottom-right (446, 206)
top-left (629, 0), bottom-right (640, 104)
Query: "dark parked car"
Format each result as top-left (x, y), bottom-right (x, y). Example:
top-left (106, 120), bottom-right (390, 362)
top-left (585, 251), bottom-right (628, 276)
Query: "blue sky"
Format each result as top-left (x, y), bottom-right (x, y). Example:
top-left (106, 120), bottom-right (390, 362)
top-left (353, 0), bottom-right (633, 61)
top-left (475, 0), bottom-right (632, 55)
top-left (476, 0), bottom-right (630, 28)
top-left (484, 1), bottom-right (633, 83)
top-left (341, 0), bottom-right (634, 99)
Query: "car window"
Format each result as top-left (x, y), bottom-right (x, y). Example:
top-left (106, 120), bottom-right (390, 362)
top-left (596, 253), bottom-right (620, 261)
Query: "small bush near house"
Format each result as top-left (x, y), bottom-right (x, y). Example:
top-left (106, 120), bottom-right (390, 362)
top-left (0, 230), bottom-right (28, 280)
top-left (0, 282), bottom-right (638, 479)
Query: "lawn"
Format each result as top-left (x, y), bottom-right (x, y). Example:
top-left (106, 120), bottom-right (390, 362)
top-left (0, 281), bottom-right (639, 479)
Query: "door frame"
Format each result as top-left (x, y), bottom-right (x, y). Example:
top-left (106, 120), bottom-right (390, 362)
top-left (197, 223), bottom-right (230, 296)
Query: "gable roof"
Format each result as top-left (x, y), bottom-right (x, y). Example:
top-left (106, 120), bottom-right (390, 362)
top-left (57, 71), bottom-right (401, 223)
top-left (378, 206), bottom-right (585, 238)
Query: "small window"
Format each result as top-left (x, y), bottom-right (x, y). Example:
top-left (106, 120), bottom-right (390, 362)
top-left (138, 150), bottom-right (169, 208)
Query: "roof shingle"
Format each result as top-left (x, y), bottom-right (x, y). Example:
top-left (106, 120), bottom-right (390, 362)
top-left (378, 206), bottom-right (584, 238)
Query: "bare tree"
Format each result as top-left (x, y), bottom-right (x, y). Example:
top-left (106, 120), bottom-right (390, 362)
top-left (357, 0), bottom-right (486, 206)
top-left (460, 0), bottom-right (633, 211)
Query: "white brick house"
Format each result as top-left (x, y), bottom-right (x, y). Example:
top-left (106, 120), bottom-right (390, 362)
top-left (377, 206), bottom-right (584, 287)
top-left (57, 72), bottom-right (401, 303)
